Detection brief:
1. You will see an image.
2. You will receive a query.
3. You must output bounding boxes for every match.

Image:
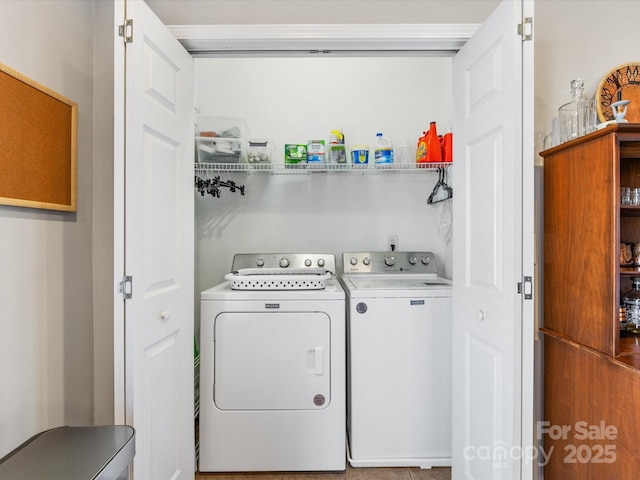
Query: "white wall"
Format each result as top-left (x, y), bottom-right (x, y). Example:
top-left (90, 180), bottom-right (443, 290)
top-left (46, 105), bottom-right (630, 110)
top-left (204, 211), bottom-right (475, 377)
top-left (0, 0), bottom-right (95, 457)
top-left (196, 57), bottom-right (453, 153)
top-left (194, 57), bottom-right (454, 315)
top-left (534, 1), bottom-right (640, 142)
top-left (92, 0), bottom-right (116, 426)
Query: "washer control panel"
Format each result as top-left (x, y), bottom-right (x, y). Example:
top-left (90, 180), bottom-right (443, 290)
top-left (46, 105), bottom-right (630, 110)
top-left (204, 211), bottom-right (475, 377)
top-left (231, 253), bottom-right (335, 274)
top-left (342, 251), bottom-right (438, 275)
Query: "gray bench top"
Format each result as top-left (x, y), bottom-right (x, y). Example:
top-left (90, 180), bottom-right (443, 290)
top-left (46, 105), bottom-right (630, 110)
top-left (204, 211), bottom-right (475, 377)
top-left (0, 426), bottom-right (135, 480)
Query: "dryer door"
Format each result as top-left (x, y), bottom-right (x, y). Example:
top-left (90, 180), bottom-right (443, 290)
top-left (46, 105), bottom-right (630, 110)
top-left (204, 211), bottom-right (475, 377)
top-left (214, 311), bottom-right (331, 410)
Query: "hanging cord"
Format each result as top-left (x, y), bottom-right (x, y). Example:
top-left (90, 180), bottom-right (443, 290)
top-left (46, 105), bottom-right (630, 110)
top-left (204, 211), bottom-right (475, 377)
top-left (427, 167), bottom-right (453, 205)
top-left (195, 175), bottom-right (245, 198)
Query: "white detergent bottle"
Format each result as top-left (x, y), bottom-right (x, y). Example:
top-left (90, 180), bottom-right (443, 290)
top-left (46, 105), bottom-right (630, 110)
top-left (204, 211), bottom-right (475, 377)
top-left (374, 132), bottom-right (394, 167)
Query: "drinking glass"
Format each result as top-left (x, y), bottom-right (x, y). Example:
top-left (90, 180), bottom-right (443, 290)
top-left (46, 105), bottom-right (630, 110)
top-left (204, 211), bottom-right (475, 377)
top-left (622, 187), bottom-right (631, 205)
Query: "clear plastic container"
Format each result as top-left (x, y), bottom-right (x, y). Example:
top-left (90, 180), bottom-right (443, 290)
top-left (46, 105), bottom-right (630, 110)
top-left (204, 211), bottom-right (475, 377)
top-left (558, 79), bottom-right (596, 143)
top-left (247, 139), bottom-right (272, 164)
top-left (196, 115), bottom-right (249, 163)
top-left (195, 137), bottom-right (243, 163)
top-left (328, 144), bottom-right (347, 164)
top-left (327, 130), bottom-right (347, 164)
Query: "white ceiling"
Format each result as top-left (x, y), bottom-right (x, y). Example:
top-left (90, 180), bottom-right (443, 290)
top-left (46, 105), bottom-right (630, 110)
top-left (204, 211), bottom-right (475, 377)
top-left (144, 0), bottom-right (501, 26)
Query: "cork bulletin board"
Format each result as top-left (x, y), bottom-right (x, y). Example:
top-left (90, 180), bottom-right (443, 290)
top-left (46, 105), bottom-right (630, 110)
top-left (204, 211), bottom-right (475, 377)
top-left (0, 62), bottom-right (77, 212)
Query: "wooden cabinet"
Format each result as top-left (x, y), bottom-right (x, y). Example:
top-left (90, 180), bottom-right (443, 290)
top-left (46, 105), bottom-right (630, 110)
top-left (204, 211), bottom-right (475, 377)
top-left (542, 124), bottom-right (640, 478)
top-left (543, 335), bottom-right (640, 479)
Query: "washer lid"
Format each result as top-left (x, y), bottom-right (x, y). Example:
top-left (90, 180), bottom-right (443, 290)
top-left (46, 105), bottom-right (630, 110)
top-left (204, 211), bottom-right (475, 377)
top-left (340, 276), bottom-right (452, 297)
top-left (344, 277), bottom-right (452, 291)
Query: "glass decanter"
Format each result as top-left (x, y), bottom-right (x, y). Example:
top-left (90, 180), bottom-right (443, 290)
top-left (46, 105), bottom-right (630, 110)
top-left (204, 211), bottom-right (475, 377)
top-left (558, 79), bottom-right (596, 143)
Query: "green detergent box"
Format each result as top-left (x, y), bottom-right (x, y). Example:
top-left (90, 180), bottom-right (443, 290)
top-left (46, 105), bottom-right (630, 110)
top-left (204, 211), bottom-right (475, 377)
top-left (285, 144), bottom-right (307, 164)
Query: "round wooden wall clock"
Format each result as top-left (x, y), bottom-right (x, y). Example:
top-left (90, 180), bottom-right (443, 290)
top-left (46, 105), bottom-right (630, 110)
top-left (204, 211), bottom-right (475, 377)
top-left (596, 62), bottom-right (640, 122)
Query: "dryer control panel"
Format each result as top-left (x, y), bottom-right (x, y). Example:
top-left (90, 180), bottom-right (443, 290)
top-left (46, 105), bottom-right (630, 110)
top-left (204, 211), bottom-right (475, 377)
top-left (342, 251), bottom-right (438, 275)
top-left (231, 253), bottom-right (336, 275)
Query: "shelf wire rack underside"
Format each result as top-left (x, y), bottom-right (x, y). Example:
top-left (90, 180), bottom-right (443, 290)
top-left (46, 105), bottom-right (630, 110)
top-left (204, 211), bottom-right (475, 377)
top-left (194, 162), bottom-right (451, 175)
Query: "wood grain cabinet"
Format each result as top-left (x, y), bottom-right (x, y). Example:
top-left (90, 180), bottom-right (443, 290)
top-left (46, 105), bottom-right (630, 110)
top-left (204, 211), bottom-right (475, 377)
top-left (542, 124), bottom-right (640, 479)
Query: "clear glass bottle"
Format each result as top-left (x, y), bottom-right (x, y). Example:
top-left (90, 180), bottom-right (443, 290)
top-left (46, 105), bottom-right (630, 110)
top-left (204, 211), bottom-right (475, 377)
top-left (623, 277), bottom-right (640, 334)
top-left (558, 79), bottom-right (596, 143)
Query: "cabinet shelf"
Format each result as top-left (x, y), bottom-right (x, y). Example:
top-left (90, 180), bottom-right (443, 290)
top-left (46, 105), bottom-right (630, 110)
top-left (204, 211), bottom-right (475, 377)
top-left (618, 335), bottom-right (640, 356)
top-left (621, 267), bottom-right (640, 276)
top-left (621, 206), bottom-right (640, 217)
top-left (194, 162), bottom-right (450, 175)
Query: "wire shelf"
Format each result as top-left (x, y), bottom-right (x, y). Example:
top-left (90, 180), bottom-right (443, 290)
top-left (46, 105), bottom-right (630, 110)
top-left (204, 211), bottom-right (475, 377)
top-left (194, 162), bottom-right (451, 175)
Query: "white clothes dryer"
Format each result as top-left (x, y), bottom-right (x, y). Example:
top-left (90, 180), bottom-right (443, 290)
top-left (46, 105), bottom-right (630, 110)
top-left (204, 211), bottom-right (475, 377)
top-left (340, 251), bottom-right (452, 469)
top-left (199, 253), bottom-right (345, 472)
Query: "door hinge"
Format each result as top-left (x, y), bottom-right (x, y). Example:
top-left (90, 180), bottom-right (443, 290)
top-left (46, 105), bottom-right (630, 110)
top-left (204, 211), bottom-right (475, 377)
top-left (119, 275), bottom-right (133, 299)
top-left (518, 276), bottom-right (533, 300)
top-left (118, 18), bottom-right (133, 44)
top-left (518, 17), bottom-right (533, 41)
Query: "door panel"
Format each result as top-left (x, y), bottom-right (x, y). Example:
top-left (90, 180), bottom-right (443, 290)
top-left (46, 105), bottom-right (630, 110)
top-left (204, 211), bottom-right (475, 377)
top-left (465, 334), bottom-right (502, 479)
top-left (468, 41), bottom-right (504, 113)
top-left (214, 312), bottom-right (331, 410)
top-left (146, 332), bottom-right (180, 480)
top-left (452, 0), bottom-right (534, 479)
top-left (120, 1), bottom-right (195, 479)
top-left (468, 130), bottom-right (503, 291)
top-left (143, 130), bottom-right (179, 293)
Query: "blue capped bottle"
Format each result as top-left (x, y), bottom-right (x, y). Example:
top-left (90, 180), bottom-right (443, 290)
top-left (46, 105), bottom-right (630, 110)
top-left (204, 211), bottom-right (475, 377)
top-left (374, 132), bottom-right (393, 167)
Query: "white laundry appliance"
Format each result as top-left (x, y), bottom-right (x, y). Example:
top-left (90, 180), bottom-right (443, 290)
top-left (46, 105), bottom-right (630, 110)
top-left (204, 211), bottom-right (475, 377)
top-left (340, 251), bottom-right (452, 469)
top-left (199, 253), bottom-right (346, 472)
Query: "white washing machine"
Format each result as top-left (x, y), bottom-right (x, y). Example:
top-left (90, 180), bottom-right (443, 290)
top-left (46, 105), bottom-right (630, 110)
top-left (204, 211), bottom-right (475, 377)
top-left (340, 251), bottom-right (452, 469)
top-left (199, 253), bottom-right (345, 472)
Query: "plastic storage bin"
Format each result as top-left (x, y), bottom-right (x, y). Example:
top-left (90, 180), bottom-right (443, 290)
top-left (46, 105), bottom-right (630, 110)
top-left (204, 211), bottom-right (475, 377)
top-left (247, 139), bottom-right (272, 164)
top-left (196, 115), bottom-right (249, 163)
top-left (196, 136), bottom-right (243, 163)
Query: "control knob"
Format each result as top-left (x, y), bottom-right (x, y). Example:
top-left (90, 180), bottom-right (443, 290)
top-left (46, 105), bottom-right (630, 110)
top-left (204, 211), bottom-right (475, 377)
top-left (350, 257), bottom-right (358, 266)
top-left (279, 257), bottom-right (290, 268)
top-left (317, 258), bottom-right (325, 267)
top-left (421, 256), bottom-right (431, 265)
top-left (363, 257), bottom-right (370, 266)
top-left (409, 257), bottom-right (418, 265)
top-left (304, 259), bottom-right (312, 267)
top-left (384, 256), bottom-right (396, 267)
top-left (256, 258), bottom-right (264, 267)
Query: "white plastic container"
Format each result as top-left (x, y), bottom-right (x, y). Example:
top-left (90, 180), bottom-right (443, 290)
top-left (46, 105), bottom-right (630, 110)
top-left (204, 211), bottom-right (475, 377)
top-left (351, 145), bottom-right (370, 165)
top-left (374, 133), bottom-right (394, 166)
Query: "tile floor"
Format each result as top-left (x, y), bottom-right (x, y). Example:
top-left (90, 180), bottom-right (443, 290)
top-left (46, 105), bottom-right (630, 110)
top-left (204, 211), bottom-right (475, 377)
top-left (196, 465), bottom-right (451, 480)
